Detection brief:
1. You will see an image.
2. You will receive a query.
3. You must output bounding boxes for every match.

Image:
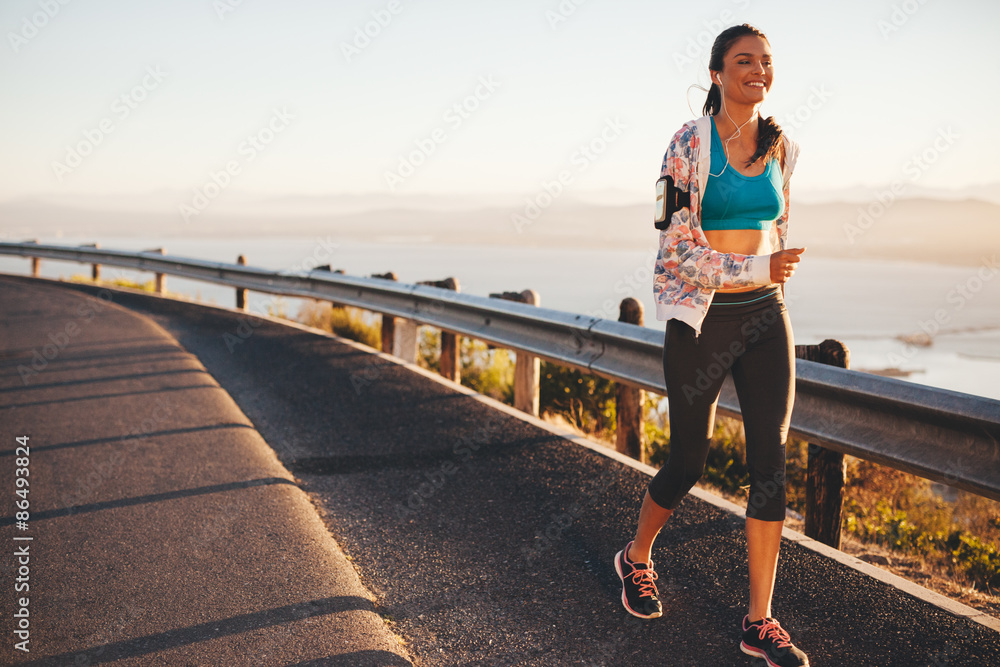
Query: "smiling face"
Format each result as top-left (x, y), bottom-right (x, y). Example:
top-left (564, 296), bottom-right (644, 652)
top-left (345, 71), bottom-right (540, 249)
top-left (711, 34), bottom-right (774, 105)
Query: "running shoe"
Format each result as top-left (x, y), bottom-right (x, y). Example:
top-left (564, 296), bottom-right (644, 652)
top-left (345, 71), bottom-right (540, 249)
top-left (740, 614), bottom-right (810, 667)
top-left (613, 540), bottom-right (662, 619)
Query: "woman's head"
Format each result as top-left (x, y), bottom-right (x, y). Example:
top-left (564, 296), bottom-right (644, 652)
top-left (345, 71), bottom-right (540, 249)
top-left (704, 24), bottom-right (772, 117)
top-left (702, 23), bottom-right (784, 168)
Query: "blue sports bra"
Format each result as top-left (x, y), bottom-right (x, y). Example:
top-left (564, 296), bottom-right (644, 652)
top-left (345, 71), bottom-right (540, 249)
top-left (701, 115), bottom-right (785, 231)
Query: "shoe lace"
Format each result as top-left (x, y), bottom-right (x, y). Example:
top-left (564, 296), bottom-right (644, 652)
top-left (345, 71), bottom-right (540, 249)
top-left (756, 618), bottom-right (793, 648)
top-left (628, 564), bottom-right (659, 598)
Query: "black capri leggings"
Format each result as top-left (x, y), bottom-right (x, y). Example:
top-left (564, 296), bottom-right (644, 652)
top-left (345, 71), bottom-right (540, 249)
top-left (648, 285), bottom-right (795, 522)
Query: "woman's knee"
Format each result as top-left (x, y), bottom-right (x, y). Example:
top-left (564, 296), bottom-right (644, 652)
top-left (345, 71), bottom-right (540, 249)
top-left (648, 460), bottom-right (706, 510)
top-left (745, 468), bottom-right (787, 521)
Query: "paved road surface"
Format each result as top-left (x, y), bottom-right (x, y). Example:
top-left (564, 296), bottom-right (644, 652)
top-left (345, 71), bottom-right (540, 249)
top-left (2, 274), bottom-right (998, 666)
top-left (0, 276), bottom-right (412, 666)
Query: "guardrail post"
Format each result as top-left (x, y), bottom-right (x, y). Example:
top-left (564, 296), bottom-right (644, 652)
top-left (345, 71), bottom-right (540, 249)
top-left (616, 298), bottom-right (645, 462)
top-left (383, 271), bottom-right (419, 364)
top-left (394, 320), bottom-right (419, 363)
top-left (27, 239), bottom-right (39, 277)
top-left (83, 242), bottom-right (100, 281)
top-left (490, 290), bottom-right (540, 417)
top-left (371, 272), bottom-right (398, 354)
top-left (798, 339), bottom-right (850, 548)
top-left (419, 277), bottom-right (460, 383)
top-left (144, 247), bottom-right (166, 294)
top-left (318, 266), bottom-right (347, 311)
top-left (236, 255), bottom-right (247, 310)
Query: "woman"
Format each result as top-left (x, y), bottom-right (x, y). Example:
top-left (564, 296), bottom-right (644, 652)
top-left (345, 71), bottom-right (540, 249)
top-left (613, 24), bottom-right (810, 667)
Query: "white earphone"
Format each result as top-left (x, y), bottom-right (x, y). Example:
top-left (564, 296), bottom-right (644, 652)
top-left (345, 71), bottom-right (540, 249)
top-left (709, 70), bottom-right (757, 178)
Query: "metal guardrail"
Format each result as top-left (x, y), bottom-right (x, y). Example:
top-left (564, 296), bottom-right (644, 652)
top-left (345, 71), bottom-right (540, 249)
top-left (3, 241), bottom-right (999, 502)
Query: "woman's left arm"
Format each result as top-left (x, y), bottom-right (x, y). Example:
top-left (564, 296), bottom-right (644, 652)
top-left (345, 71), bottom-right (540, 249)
top-left (777, 172), bottom-right (791, 299)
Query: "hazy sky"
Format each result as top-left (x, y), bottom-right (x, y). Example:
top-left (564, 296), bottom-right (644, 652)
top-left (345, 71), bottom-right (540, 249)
top-left (1, 0), bottom-right (997, 204)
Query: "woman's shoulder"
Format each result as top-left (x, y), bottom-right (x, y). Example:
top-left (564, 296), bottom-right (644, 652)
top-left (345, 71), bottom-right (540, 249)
top-left (667, 116), bottom-right (708, 152)
top-left (778, 131), bottom-right (801, 178)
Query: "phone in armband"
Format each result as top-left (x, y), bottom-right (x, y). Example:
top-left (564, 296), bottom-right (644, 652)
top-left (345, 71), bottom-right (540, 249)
top-left (654, 175), bottom-right (691, 230)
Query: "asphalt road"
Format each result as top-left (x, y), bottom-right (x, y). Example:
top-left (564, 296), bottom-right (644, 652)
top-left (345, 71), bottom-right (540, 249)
top-left (2, 274), bottom-right (998, 666)
top-left (0, 276), bottom-right (412, 666)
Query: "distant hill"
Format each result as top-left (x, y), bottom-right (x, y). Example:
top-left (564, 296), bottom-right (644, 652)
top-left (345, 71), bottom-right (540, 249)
top-left (1, 192), bottom-right (997, 268)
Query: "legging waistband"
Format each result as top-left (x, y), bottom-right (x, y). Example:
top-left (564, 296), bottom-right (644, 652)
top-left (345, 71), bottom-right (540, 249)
top-left (710, 285), bottom-right (781, 305)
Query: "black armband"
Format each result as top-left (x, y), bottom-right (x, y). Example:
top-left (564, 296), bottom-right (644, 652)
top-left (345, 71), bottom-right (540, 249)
top-left (653, 175), bottom-right (690, 230)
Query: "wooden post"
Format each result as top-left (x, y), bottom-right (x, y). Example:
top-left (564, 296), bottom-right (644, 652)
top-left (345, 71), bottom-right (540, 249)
top-left (418, 277), bottom-right (460, 383)
top-left (27, 239), bottom-right (39, 277)
top-left (372, 272), bottom-right (398, 354)
top-left (489, 289), bottom-right (541, 417)
top-left (319, 266), bottom-right (347, 310)
top-left (797, 339), bottom-right (850, 548)
top-left (83, 242), bottom-right (100, 281)
top-left (143, 247), bottom-right (166, 294)
top-left (374, 271), bottom-right (417, 363)
top-left (236, 255), bottom-right (247, 310)
top-left (616, 298), bottom-right (645, 462)
top-left (394, 319), bottom-right (419, 363)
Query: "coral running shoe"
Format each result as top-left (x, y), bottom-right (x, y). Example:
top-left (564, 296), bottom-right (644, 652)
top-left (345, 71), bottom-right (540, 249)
top-left (740, 615), bottom-right (810, 667)
top-left (613, 540), bottom-right (662, 619)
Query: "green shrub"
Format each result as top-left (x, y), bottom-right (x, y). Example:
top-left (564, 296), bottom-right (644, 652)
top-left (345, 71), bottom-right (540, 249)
top-left (949, 532), bottom-right (1000, 589)
top-left (539, 361), bottom-right (617, 437)
top-left (296, 301), bottom-right (380, 349)
top-left (461, 337), bottom-right (515, 404)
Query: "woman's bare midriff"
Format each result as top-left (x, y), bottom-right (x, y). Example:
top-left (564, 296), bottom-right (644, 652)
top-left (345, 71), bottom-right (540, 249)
top-left (704, 228), bottom-right (776, 293)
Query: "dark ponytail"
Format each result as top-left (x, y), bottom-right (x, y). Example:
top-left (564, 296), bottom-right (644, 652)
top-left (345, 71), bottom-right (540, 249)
top-left (702, 23), bottom-right (785, 169)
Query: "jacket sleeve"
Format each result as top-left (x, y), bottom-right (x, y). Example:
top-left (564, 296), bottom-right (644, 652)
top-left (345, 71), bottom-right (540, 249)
top-left (657, 125), bottom-right (773, 290)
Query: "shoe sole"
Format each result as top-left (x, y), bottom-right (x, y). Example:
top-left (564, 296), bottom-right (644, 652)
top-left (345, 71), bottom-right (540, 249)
top-left (613, 550), bottom-right (662, 619)
top-left (740, 641), bottom-right (809, 667)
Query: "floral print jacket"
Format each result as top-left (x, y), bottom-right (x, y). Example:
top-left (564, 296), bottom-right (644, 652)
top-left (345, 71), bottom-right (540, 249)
top-left (653, 114), bottom-right (801, 337)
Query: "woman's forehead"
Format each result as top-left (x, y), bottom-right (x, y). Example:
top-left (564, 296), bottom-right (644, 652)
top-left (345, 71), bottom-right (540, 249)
top-left (726, 35), bottom-right (771, 58)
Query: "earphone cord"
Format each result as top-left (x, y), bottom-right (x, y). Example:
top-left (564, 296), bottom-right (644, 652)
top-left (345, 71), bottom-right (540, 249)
top-left (709, 75), bottom-right (758, 178)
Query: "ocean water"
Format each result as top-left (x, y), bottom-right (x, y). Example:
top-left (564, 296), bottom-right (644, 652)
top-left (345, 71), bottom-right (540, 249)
top-left (3, 236), bottom-right (998, 401)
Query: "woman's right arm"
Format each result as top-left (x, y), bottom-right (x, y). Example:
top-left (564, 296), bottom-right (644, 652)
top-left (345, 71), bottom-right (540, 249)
top-left (657, 125), bottom-right (773, 290)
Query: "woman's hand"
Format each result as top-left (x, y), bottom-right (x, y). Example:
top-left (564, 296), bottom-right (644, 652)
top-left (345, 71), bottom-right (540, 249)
top-left (770, 247), bottom-right (806, 284)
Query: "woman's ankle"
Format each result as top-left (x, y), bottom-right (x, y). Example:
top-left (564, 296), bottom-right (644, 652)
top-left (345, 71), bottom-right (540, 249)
top-left (627, 542), bottom-right (651, 565)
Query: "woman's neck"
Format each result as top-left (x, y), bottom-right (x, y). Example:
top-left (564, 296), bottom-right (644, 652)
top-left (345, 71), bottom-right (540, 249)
top-left (713, 109), bottom-right (759, 148)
